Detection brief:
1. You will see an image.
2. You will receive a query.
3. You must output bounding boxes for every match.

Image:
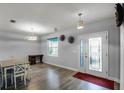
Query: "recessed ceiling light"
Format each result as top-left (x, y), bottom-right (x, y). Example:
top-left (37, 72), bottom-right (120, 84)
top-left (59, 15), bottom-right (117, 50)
top-left (10, 19), bottom-right (16, 23)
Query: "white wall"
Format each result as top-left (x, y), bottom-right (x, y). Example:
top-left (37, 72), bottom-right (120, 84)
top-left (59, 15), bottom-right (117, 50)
top-left (120, 24), bottom-right (124, 89)
top-left (41, 18), bottom-right (120, 82)
top-left (120, 4), bottom-right (124, 89)
top-left (0, 40), bottom-right (41, 61)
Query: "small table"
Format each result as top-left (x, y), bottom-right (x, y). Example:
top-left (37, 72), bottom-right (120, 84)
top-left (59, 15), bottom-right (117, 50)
top-left (28, 55), bottom-right (43, 65)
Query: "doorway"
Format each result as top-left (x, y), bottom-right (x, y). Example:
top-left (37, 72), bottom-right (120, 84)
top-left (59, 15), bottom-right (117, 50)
top-left (79, 31), bottom-right (108, 78)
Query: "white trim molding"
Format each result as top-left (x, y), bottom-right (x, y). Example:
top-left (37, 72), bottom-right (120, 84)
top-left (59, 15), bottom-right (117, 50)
top-left (45, 62), bottom-right (120, 83)
top-left (108, 77), bottom-right (120, 83)
top-left (45, 62), bottom-right (78, 71)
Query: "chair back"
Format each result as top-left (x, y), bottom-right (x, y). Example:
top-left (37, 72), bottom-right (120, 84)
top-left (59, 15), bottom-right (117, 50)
top-left (14, 64), bottom-right (26, 75)
top-left (0, 64), bottom-right (3, 89)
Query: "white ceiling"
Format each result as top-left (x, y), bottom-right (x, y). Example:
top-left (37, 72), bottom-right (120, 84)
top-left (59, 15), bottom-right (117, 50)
top-left (0, 3), bottom-right (115, 40)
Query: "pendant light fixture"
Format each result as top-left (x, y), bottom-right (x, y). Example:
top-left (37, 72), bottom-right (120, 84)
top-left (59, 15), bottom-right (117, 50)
top-left (77, 13), bottom-right (84, 29)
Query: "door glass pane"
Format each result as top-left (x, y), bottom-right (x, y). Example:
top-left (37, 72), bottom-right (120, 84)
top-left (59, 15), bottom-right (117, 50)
top-left (80, 40), bottom-right (83, 67)
top-left (89, 37), bottom-right (102, 72)
top-left (80, 40), bottom-right (84, 67)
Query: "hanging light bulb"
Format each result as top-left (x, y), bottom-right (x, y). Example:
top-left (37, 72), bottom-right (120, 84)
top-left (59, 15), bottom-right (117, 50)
top-left (77, 13), bottom-right (84, 29)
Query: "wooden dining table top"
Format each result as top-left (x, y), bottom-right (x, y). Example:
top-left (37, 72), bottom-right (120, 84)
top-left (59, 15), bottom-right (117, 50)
top-left (0, 59), bottom-right (29, 67)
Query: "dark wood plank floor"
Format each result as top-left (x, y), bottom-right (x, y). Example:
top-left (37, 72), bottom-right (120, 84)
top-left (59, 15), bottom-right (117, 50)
top-left (5, 63), bottom-right (119, 90)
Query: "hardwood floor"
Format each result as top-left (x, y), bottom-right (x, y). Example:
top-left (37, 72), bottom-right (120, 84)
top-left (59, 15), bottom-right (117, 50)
top-left (4, 63), bottom-right (118, 90)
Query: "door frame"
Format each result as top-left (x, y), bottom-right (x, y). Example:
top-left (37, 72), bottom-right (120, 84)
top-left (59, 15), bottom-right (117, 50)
top-left (78, 31), bottom-right (108, 78)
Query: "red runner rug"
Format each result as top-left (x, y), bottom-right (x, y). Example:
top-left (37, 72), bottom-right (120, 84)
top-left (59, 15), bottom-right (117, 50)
top-left (73, 72), bottom-right (114, 89)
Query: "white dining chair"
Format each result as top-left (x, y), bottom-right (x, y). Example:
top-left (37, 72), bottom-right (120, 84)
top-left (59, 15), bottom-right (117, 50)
top-left (0, 59), bottom-right (14, 89)
top-left (4, 66), bottom-right (14, 89)
top-left (18, 59), bottom-right (31, 81)
top-left (25, 64), bottom-right (31, 81)
top-left (13, 64), bottom-right (27, 89)
top-left (0, 64), bottom-right (3, 89)
top-left (17, 59), bottom-right (32, 81)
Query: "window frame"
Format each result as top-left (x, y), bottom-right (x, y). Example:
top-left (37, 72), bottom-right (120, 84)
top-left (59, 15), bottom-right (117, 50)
top-left (47, 37), bottom-right (59, 57)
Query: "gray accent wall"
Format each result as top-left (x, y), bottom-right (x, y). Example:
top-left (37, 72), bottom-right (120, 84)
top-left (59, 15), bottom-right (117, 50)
top-left (41, 18), bottom-right (120, 81)
top-left (120, 24), bottom-right (124, 89)
top-left (0, 40), bottom-right (41, 61)
top-left (120, 3), bottom-right (124, 89)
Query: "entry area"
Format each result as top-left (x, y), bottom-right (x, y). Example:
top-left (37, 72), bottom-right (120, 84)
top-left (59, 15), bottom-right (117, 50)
top-left (79, 31), bottom-right (108, 78)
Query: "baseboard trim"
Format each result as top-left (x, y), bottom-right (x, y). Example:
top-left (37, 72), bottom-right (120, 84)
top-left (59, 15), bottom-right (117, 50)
top-left (44, 62), bottom-right (120, 83)
top-left (108, 77), bottom-right (120, 83)
top-left (45, 62), bottom-right (78, 71)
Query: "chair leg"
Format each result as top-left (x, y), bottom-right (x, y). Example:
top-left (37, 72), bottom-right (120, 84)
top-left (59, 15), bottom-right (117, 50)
top-left (4, 69), bottom-right (7, 89)
top-left (27, 68), bottom-right (31, 81)
top-left (24, 75), bottom-right (26, 86)
top-left (14, 77), bottom-right (16, 89)
top-left (11, 75), bottom-right (13, 85)
top-left (27, 65), bottom-right (31, 81)
top-left (21, 76), bottom-right (23, 81)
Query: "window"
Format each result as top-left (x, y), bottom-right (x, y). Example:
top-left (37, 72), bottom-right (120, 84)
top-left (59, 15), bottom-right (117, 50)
top-left (89, 37), bottom-right (102, 72)
top-left (80, 40), bottom-right (84, 67)
top-left (47, 37), bottom-right (58, 57)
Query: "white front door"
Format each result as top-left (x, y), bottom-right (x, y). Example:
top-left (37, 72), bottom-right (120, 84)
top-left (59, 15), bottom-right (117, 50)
top-left (80, 31), bottom-right (108, 78)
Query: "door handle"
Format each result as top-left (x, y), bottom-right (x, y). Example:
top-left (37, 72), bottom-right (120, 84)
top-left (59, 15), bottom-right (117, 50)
top-left (85, 53), bottom-right (88, 58)
top-left (85, 55), bottom-right (88, 58)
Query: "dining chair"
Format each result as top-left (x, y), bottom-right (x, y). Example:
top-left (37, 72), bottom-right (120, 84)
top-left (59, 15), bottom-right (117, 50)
top-left (4, 66), bottom-right (14, 89)
top-left (25, 64), bottom-right (31, 81)
top-left (17, 59), bottom-right (32, 81)
top-left (0, 59), bottom-right (14, 89)
top-left (13, 63), bottom-right (27, 89)
top-left (19, 59), bottom-right (31, 81)
top-left (0, 64), bottom-right (3, 89)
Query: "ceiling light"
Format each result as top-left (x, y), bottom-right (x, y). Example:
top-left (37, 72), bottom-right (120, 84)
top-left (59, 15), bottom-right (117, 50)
top-left (77, 13), bottom-right (84, 29)
top-left (15, 22), bottom-right (47, 34)
top-left (26, 36), bottom-right (37, 41)
top-left (10, 19), bottom-right (16, 23)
